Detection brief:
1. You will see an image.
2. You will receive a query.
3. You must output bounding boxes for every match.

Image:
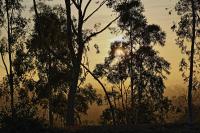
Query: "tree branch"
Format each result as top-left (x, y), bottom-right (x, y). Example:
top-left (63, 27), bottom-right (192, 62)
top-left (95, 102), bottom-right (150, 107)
top-left (82, 0), bottom-right (92, 18)
top-left (71, 0), bottom-right (79, 9)
top-left (80, 63), bottom-right (116, 125)
top-left (84, 16), bottom-right (120, 43)
top-left (83, 0), bottom-right (107, 23)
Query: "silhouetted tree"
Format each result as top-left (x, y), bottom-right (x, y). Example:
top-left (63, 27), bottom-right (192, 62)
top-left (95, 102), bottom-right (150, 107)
top-left (94, 0), bottom-right (171, 124)
top-left (0, 0), bottom-right (27, 120)
top-left (26, 5), bottom-right (71, 127)
top-left (64, 0), bottom-right (119, 126)
top-left (173, 0), bottom-right (200, 125)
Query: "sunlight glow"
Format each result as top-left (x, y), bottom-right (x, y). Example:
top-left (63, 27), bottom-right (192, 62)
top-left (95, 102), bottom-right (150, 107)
top-left (114, 48), bottom-right (125, 57)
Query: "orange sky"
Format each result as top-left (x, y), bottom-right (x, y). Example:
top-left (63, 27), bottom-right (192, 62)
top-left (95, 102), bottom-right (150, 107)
top-left (83, 0), bottom-right (186, 96)
top-left (0, 0), bottom-right (189, 123)
top-left (0, 0), bottom-right (184, 90)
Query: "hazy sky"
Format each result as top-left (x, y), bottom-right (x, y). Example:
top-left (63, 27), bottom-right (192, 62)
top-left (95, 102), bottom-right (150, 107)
top-left (84, 0), bottom-right (184, 95)
top-left (0, 0), bottom-right (185, 95)
top-left (0, 0), bottom-right (188, 123)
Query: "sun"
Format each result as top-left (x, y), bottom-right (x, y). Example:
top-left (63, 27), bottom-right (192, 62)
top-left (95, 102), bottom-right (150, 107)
top-left (115, 48), bottom-right (125, 57)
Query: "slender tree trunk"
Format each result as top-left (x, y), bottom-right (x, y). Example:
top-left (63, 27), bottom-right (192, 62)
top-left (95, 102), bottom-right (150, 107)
top-left (65, 0), bottom-right (76, 126)
top-left (66, 31), bottom-right (85, 126)
top-left (124, 88), bottom-right (129, 124)
top-left (188, 0), bottom-right (196, 126)
top-left (5, 0), bottom-right (15, 120)
top-left (65, 0), bottom-right (88, 126)
top-left (67, 61), bottom-right (82, 126)
top-left (129, 21), bottom-right (136, 125)
top-left (120, 81), bottom-right (125, 124)
top-left (112, 87), bottom-right (117, 109)
top-left (48, 95), bottom-right (53, 127)
top-left (137, 68), bottom-right (143, 124)
top-left (129, 20), bottom-right (134, 111)
top-left (32, 0), bottom-right (54, 127)
top-left (120, 81), bottom-right (125, 112)
top-left (64, 0), bottom-right (117, 126)
top-left (48, 55), bottom-right (53, 128)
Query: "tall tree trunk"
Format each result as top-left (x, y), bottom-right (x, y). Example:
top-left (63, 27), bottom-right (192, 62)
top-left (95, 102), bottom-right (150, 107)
top-left (48, 55), bottom-right (53, 128)
top-left (112, 87), bottom-right (117, 109)
top-left (5, 0), bottom-right (15, 120)
top-left (124, 87), bottom-right (129, 124)
top-left (67, 30), bottom-right (84, 126)
top-left (67, 61), bottom-right (82, 126)
top-left (137, 68), bottom-right (142, 124)
top-left (65, 0), bottom-right (86, 126)
top-left (188, 0), bottom-right (196, 126)
top-left (130, 21), bottom-right (135, 124)
top-left (65, 0), bottom-right (76, 126)
top-left (64, 0), bottom-right (118, 126)
top-left (120, 81), bottom-right (125, 112)
top-left (48, 92), bottom-right (53, 127)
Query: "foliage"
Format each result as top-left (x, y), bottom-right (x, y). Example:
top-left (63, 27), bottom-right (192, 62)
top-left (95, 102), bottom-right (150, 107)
top-left (173, 0), bottom-right (200, 84)
top-left (95, 0), bottom-right (171, 124)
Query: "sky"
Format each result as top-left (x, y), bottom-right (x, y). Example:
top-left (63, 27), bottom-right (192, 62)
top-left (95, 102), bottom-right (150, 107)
top-left (0, 0), bottom-right (188, 123)
top-left (83, 0), bottom-right (185, 96)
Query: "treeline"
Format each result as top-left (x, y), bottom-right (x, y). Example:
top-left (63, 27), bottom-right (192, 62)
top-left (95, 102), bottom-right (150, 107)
top-left (0, 0), bottom-right (199, 130)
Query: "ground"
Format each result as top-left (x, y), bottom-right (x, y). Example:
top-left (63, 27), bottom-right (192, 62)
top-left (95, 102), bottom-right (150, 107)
top-left (1, 124), bottom-right (200, 133)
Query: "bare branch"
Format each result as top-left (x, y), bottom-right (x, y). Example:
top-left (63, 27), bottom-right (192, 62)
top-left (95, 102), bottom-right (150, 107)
top-left (80, 63), bottom-right (116, 125)
top-left (82, 0), bottom-right (92, 18)
top-left (71, 0), bottom-right (79, 9)
top-left (84, 16), bottom-right (120, 43)
top-left (83, 0), bottom-right (107, 23)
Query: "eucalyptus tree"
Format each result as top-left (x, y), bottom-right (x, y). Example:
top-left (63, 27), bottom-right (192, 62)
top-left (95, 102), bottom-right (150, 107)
top-left (64, 0), bottom-right (121, 126)
top-left (94, 0), bottom-right (171, 124)
top-left (26, 5), bottom-right (71, 127)
top-left (0, 0), bottom-right (27, 120)
top-left (107, 0), bottom-right (146, 110)
top-left (173, 0), bottom-right (200, 125)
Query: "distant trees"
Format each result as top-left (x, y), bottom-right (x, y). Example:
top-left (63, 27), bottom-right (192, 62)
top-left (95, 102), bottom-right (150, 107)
top-left (173, 0), bottom-right (200, 125)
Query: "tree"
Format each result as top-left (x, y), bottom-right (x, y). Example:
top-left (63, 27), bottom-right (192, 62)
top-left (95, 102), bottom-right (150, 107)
top-left (26, 5), bottom-right (71, 127)
top-left (173, 0), bottom-right (200, 125)
top-left (107, 0), bottom-right (146, 110)
top-left (0, 0), bottom-right (27, 120)
top-left (64, 0), bottom-right (120, 126)
top-left (94, 0), bottom-right (171, 124)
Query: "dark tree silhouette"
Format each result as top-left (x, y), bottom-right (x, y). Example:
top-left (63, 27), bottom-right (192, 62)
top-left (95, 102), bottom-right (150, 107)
top-left (64, 0), bottom-right (119, 126)
top-left (94, 0), bottom-right (171, 124)
top-left (0, 0), bottom-right (27, 120)
top-left (173, 0), bottom-right (200, 125)
top-left (26, 6), bottom-right (71, 127)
